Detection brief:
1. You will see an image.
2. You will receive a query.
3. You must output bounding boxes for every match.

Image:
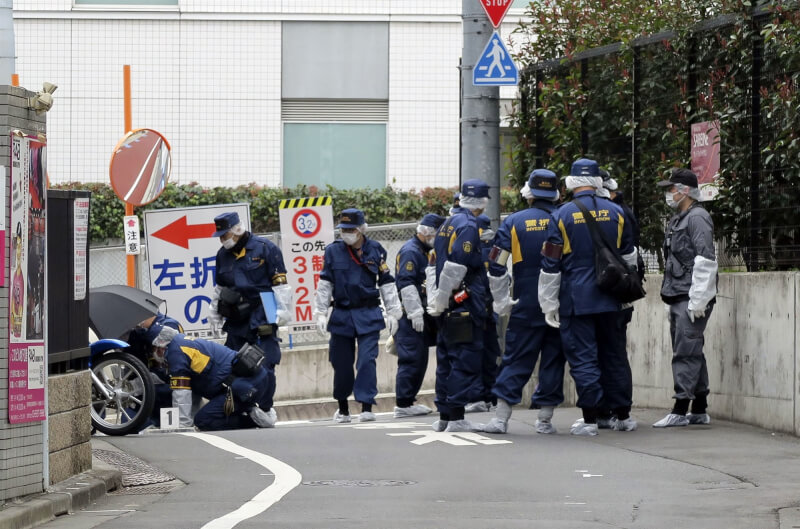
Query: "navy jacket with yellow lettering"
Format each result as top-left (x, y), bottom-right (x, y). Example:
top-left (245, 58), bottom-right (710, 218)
top-left (164, 335), bottom-right (234, 399)
top-left (541, 190), bottom-right (634, 315)
top-left (489, 200), bottom-right (557, 325)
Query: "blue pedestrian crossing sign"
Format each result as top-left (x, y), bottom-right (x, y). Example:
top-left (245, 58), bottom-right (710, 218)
top-left (473, 31), bottom-right (518, 86)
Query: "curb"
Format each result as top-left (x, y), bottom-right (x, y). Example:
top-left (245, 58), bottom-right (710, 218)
top-left (0, 447), bottom-right (122, 529)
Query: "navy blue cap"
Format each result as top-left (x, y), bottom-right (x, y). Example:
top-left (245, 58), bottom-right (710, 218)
top-left (461, 179), bottom-right (491, 199)
top-left (213, 212), bottom-right (240, 237)
top-left (420, 213), bottom-right (445, 229)
top-left (336, 208), bottom-right (365, 229)
top-left (569, 158), bottom-right (601, 177)
top-left (453, 192), bottom-right (461, 202)
top-left (528, 169), bottom-right (559, 199)
top-left (476, 214), bottom-right (491, 230)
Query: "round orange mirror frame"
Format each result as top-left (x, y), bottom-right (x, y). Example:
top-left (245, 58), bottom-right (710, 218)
top-left (109, 128), bottom-right (172, 206)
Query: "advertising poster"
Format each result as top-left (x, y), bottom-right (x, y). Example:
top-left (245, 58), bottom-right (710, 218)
top-left (8, 133), bottom-right (47, 423)
top-left (691, 120), bottom-right (721, 201)
top-left (74, 197), bottom-right (89, 301)
top-left (278, 197), bottom-right (335, 335)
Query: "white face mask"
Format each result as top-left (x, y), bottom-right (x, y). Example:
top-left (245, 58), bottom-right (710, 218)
top-left (425, 236), bottom-right (436, 247)
top-left (341, 232), bottom-right (360, 246)
top-left (221, 237), bottom-right (236, 250)
top-left (665, 190), bottom-right (686, 209)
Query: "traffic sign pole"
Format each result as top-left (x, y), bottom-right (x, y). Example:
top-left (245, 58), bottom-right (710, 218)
top-left (123, 65), bottom-right (136, 288)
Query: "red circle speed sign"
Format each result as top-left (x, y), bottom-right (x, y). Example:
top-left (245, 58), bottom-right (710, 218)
top-left (292, 208), bottom-right (322, 238)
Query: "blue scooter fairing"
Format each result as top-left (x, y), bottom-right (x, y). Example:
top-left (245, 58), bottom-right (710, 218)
top-left (89, 339), bottom-right (130, 367)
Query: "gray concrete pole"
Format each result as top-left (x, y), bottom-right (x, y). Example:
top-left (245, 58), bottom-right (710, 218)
top-left (461, 0), bottom-right (500, 226)
top-left (0, 0), bottom-right (14, 85)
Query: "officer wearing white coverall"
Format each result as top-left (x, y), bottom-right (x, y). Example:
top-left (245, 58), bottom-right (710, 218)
top-left (653, 168), bottom-right (718, 428)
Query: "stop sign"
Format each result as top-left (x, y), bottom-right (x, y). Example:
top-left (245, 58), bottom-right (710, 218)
top-left (480, 0), bottom-right (513, 28)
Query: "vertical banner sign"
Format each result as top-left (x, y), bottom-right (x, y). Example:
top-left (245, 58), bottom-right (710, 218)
top-left (0, 166), bottom-right (5, 287)
top-left (8, 134), bottom-right (47, 423)
top-left (691, 121), bottom-right (721, 201)
top-left (124, 215), bottom-right (141, 255)
top-left (73, 197), bottom-right (89, 301)
top-left (278, 197), bottom-right (334, 333)
top-left (144, 203), bottom-right (251, 336)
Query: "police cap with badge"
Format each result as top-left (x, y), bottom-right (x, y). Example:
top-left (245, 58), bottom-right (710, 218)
top-left (461, 178), bottom-right (491, 198)
top-left (337, 208), bottom-right (365, 229)
top-left (213, 211), bottom-right (240, 237)
top-left (528, 169), bottom-right (559, 199)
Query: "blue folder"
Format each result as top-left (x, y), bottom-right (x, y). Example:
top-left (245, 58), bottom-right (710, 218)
top-left (260, 291), bottom-right (278, 324)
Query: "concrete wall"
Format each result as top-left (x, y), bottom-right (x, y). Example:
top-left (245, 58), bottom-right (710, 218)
top-left (47, 372), bottom-right (91, 485)
top-left (276, 272), bottom-right (800, 437)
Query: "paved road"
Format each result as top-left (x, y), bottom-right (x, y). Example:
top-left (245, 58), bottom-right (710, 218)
top-left (42, 407), bottom-right (800, 529)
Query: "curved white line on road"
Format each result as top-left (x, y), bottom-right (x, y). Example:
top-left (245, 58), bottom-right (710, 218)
top-left (180, 432), bottom-right (302, 529)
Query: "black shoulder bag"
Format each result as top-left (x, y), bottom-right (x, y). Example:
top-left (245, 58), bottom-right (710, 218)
top-left (572, 199), bottom-right (646, 303)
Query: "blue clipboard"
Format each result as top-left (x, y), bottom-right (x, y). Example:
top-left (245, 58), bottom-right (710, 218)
top-left (260, 291), bottom-right (278, 324)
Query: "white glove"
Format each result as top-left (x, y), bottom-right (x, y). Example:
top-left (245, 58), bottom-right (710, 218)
top-left (544, 310), bottom-right (560, 329)
top-left (428, 261), bottom-right (467, 316)
top-left (385, 314), bottom-right (399, 336)
top-left (687, 306), bottom-right (706, 323)
top-left (209, 319), bottom-right (223, 339)
top-left (316, 314), bottom-right (328, 334)
top-left (493, 297), bottom-right (519, 317)
top-left (410, 313), bottom-right (425, 333)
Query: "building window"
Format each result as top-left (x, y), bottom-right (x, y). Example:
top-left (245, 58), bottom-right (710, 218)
top-left (283, 123), bottom-right (386, 190)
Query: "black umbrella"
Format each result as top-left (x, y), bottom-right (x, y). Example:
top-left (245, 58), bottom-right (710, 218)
top-left (89, 285), bottom-right (165, 340)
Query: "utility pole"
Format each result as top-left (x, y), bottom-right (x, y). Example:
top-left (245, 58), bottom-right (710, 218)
top-left (461, 0), bottom-right (501, 226)
top-left (0, 0), bottom-right (15, 84)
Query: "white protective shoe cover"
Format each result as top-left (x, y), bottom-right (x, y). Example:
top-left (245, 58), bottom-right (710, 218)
top-left (652, 413), bottom-right (689, 428)
top-left (359, 411), bottom-right (377, 422)
top-left (570, 421), bottom-right (599, 436)
top-left (483, 418), bottom-right (508, 434)
top-left (333, 410), bottom-right (351, 423)
top-left (612, 417), bottom-right (638, 431)
top-left (393, 404), bottom-right (432, 418)
top-left (445, 419), bottom-right (485, 432)
top-left (250, 406), bottom-right (276, 428)
top-left (464, 401), bottom-right (490, 413)
top-left (596, 417), bottom-right (617, 429)
top-left (535, 420), bottom-right (557, 434)
top-left (432, 420), bottom-right (449, 432)
top-left (687, 413), bottom-right (711, 425)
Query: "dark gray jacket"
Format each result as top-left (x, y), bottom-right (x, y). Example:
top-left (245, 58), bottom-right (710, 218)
top-left (660, 203), bottom-right (715, 302)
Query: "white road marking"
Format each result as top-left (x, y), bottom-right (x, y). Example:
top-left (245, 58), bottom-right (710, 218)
top-left (582, 474), bottom-right (603, 478)
top-left (388, 430), bottom-right (513, 446)
top-left (180, 432), bottom-right (302, 529)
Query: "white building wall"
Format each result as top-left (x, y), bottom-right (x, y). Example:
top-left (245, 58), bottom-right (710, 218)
top-left (12, 1), bottom-right (528, 189)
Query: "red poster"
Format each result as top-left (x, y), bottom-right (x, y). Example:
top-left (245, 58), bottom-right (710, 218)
top-left (690, 121), bottom-right (720, 201)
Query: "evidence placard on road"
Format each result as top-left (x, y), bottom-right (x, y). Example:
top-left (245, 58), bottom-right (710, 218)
top-left (480, 0), bottom-right (514, 28)
top-left (278, 197), bottom-right (334, 334)
top-left (144, 203), bottom-right (250, 335)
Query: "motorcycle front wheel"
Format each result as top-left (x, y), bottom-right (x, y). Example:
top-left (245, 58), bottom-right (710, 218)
top-left (90, 351), bottom-right (155, 436)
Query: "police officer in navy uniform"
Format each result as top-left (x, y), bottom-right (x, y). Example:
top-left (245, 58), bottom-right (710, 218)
top-left (484, 169), bottom-right (566, 434)
top-left (207, 211), bottom-right (293, 425)
top-left (313, 208), bottom-right (403, 423)
top-left (426, 179), bottom-right (491, 433)
top-left (393, 213), bottom-right (445, 418)
top-left (538, 159), bottom-right (638, 436)
top-left (133, 316), bottom-right (277, 431)
top-left (464, 214), bottom-right (501, 414)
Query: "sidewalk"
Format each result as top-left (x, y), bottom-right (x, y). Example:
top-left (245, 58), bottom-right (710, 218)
top-left (0, 440), bottom-right (122, 529)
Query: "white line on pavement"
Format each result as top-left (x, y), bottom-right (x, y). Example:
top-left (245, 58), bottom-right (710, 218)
top-left (180, 432), bottom-right (302, 529)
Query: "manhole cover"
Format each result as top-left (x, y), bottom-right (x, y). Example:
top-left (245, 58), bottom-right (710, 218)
top-left (110, 481), bottom-right (183, 495)
top-left (93, 449), bottom-right (176, 487)
top-left (303, 480), bottom-right (416, 487)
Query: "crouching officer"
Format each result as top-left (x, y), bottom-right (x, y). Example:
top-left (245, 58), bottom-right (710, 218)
top-left (393, 213), bottom-right (445, 418)
top-left (207, 211), bottom-right (292, 420)
top-left (484, 169), bottom-right (565, 435)
top-left (133, 316), bottom-right (277, 431)
top-left (313, 208), bottom-right (403, 423)
top-left (427, 179), bottom-right (491, 433)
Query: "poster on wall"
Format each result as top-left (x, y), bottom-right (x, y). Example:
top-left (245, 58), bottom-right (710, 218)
top-left (8, 133), bottom-right (47, 423)
top-left (691, 120), bottom-right (720, 201)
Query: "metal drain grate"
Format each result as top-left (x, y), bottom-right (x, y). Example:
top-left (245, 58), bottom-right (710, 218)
top-left (303, 480), bottom-right (416, 487)
top-left (110, 481), bottom-right (183, 495)
top-left (93, 449), bottom-right (176, 487)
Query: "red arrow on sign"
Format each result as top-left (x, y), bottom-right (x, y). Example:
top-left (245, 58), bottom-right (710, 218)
top-left (481, 0), bottom-right (513, 28)
top-left (151, 216), bottom-right (216, 249)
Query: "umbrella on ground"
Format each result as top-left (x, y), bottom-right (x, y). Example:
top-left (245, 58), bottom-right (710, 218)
top-left (89, 285), bottom-right (165, 340)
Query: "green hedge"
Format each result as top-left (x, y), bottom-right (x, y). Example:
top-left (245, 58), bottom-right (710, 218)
top-left (50, 182), bottom-right (519, 243)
